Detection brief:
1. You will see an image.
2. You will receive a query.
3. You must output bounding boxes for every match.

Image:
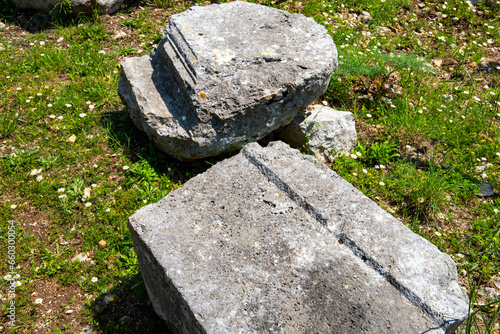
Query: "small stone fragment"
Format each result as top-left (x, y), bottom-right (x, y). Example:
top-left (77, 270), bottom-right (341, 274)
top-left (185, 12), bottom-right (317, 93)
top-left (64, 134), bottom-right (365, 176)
top-left (433, 58), bottom-right (443, 67)
top-left (12, 0), bottom-right (124, 15)
top-left (112, 31), bottom-right (127, 39)
top-left (491, 276), bottom-right (500, 290)
top-left (119, 315), bottom-right (130, 322)
top-left (378, 26), bottom-right (391, 34)
top-left (67, 135), bottom-right (76, 143)
top-left (99, 240), bottom-right (107, 247)
top-left (72, 253), bottom-right (89, 262)
top-left (104, 294), bottom-right (115, 304)
top-left (83, 187), bottom-right (91, 200)
top-left (361, 10), bottom-right (372, 20)
top-left (477, 287), bottom-right (500, 300)
top-left (477, 183), bottom-right (494, 197)
top-left (279, 105), bottom-right (357, 162)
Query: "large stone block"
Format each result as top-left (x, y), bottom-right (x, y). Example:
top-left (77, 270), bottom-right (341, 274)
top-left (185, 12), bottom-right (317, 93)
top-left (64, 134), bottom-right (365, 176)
top-left (118, 2), bottom-right (337, 161)
top-left (129, 141), bottom-right (468, 334)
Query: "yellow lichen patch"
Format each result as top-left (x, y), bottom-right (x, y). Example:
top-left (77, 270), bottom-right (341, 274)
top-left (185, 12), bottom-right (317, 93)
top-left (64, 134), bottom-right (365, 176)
top-left (262, 50), bottom-right (270, 54)
top-left (199, 92), bottom-right (207, 98)
top-left (192, 58), bottom-right (196, 61)
top-left (185, 27), bottom-right (189, 29)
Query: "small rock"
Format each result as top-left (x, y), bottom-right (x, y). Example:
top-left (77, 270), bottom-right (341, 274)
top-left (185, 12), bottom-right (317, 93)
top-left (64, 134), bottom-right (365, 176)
top-left (466, 0), bottom-right (478, 7)
top-left (0, 22), bottom-right (5, 29)
top-left (279, 105), bottom-right (357, 163)
top-left (65, 309), bottom-right (74, 314)
top-left (57, 37), bottom-right (64, 43)
top-left (82, 325), bottom-right (92, 333)
top-left (476, 165), bottom-right (486, 172)
top-left (0, 43), bottom-right (4, 51)
top-left (491, 276), bottom-right (500, 290)
top-left (99, 240), bottom-right (107, 247)
top-left (67, 135), bottom-right (76, 143)
top-left (433, 58), bottom-right (443, 67)
top-left (361, 11), bottom-right (372, 20)
top-left (358, 94), bottom-right (373, 101)
top-left (83, 187), bottom-right (91, 200)
top-left (72, 253), bottom-right (89, 262)
top-left (119, 315), bottom-right (130, 322)
top-left (377, 26), bottom-right (391, 34)
top-left (104, 294), bottom-right (115, 304)
top-left (112, 31), bottom-right (127, 39)
top-left (477, 287), bottom-right (499, 300)
top-left (477, 183), bottom-right (494, 197)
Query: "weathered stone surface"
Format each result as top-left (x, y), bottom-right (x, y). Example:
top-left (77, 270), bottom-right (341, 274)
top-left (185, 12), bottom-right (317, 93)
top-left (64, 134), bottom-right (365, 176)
top-left (118, 2), bottom-right (337, 161)
top-left (69, 0), bottom-right (92, 14)
top-left (129, 141), bottom-right (468, 334)
top-left (95, 0), bottom-right (123, 14)
top-left (477, 182), bottom-right (494, 197)
top-left (12, 0), bottom-right (124, 15)
top-left (279, 104), bottom-right (357, 162)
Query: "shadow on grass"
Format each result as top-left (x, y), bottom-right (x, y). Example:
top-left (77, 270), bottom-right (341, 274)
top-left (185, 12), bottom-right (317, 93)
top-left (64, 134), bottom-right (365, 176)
top-left (0, 0), bottom-right (144, 33)
top-left (89, 273), bottom-right (172, 334)
top-left (100, 108), bottom-right (241, 184)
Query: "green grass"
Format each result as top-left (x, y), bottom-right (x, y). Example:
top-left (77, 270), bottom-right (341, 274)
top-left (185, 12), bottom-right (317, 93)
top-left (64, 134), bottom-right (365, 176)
top-left (1, 0), bottom-right (499, 332)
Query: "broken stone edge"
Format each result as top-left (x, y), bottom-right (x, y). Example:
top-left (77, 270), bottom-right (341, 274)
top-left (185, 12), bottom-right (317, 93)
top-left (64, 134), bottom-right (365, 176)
top-left (13, 0), bottom-right (124, 15)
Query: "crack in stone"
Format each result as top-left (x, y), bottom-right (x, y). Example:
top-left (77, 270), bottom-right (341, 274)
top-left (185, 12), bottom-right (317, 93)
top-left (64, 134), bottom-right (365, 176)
top-left (242, 148), bottom-right (458, 332)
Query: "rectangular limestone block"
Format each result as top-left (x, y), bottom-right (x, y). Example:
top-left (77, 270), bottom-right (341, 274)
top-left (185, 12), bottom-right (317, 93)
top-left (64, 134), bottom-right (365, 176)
top-left (128, 141), bottom-right (468, 334)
